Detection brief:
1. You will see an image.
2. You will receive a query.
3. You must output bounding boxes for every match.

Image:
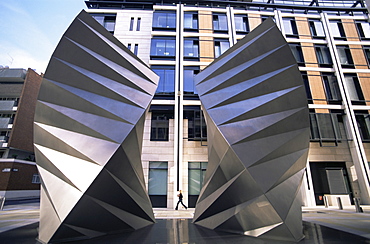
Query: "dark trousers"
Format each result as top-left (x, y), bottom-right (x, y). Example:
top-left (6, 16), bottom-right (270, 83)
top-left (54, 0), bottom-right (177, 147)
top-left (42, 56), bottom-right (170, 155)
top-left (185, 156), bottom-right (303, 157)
top-left (175, 199), bottom-right (187, 209)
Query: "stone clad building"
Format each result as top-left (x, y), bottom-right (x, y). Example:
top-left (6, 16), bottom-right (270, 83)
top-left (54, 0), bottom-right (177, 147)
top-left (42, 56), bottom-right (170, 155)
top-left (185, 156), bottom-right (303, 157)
top-left (84, 0), bottom-right (370, 208)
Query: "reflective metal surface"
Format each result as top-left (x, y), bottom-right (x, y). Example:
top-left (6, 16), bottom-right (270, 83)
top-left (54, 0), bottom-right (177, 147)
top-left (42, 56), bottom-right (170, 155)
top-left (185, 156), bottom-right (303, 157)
top-left (34, 11), bottom-right (158, 243)
top-left (193, 18), bottom-right (310, 242)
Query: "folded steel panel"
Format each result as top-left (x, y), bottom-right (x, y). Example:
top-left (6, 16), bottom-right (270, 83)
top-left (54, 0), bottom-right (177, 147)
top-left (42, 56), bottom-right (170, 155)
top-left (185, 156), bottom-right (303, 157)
top-left (34, 10), bottom-right (158, 243)
top-left (193, 18), bottom-right (310, 242)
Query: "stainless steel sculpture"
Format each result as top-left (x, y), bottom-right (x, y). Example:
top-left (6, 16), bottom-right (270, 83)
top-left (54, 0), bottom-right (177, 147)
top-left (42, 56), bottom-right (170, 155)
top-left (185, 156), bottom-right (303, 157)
top-left (34, 11), bottom-right (158, 243)
top-left (193, 18), bottom-right (310, 242)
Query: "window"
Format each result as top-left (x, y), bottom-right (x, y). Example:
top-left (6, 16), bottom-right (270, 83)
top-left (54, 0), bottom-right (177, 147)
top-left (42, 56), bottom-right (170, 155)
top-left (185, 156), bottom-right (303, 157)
top-left (364, 46), bottom-right (370, 67)
top-left (152, 66), bottom-right (175, 96)
top-left (322, 73), bottom-right (342, 103)
top-left (184, 106), bottom-right (207, 141)
top-left (184, 12), bottom-right (198, 30)
top-left (289, 43), bottom-right (305, 66)
top-left (152, 11), bottom-right (176, 30)
top-left (310, 113), bottom-right (344, 142)
top-left (188, 162), bottom-right (207, 207)
top-left (184, 67), bottom-right (200, 96)
top-left (134, 44), bottom-right (138, 56)
top-left (310, 162), bottom-right (352, 205)
top-left (32, 174), bottom-right (41, 184)
top-left (0, 131), bottom-right (9, 143)
top-left (127, 43), bottom-right (132, 51)
top-left (356, 113), bottom-right (370, 141)
top-left (214, 39), bottom-right (230, 58)
top-left (213, 13), bottom-right (228, 32)
top-left (344, 74), bottom-right (364, 104)
top-left (184, 38), bottom-right (199, 60)
top-left (150, 108), bottom-right (173, 141)
top-left (337, 45), bottom-right (354, 68)
top-left (315, 44), bottom-right (333, 67)
top-left (234, 14), bottom-right (249, 34)
top-left (148, 162), bottom-right (168, 208)
top-left (309, 19), bottom-right (325, 39)
top-left (283, 17), bottom-right (298, 37)
top-left (301, 72), bottom-right (313, 103)
top-left (150, 37), bottom-right (176, 60)
top-left (356, 21), bottom-right (370, 40)
top-left (136, 17), bottom-right (141, 31)
top-left (329, 20), bottom-right (346, 40)
top-left (91, 14), bottom-right (116, 34)
top-left (129, 17), bottom-right (134, 31)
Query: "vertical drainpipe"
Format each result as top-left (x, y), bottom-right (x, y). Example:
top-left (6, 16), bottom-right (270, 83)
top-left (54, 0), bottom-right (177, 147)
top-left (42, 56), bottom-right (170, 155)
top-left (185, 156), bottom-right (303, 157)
top-left (227, 6), bottom-right (236, 46)
top-left (174, 4), bottom-right (184, 200)
top-left (321, 12), bottom-right (370, 204)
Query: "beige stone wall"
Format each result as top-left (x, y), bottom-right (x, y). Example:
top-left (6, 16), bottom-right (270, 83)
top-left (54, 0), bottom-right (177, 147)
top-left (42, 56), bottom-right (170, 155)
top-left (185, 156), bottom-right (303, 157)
top-left (142, 112), bottom-right (175, 207)
top-left (182, 119), bottom-right (208, 202)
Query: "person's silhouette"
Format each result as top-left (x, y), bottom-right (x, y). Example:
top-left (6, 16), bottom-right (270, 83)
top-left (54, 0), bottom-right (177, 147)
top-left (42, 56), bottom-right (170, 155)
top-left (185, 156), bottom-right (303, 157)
top-left (175, 190), bottom-right (187, 210)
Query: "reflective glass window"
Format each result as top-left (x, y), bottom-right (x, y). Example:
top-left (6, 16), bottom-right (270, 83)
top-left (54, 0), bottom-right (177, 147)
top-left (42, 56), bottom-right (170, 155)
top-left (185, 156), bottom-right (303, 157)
top-left (234, 14), bottom-right (249, 33)
top-left (152, 66), bottom-right (175, 95)
top-left (153, 11), bottom-right (176, 30)
top-left (356, 21), bottom-right (370, 40)
top-left (214, 39), bottom-right (230, 58)
top-left (150, 37), bottom-right (176, 59)
top-left (184, 12), bottom-right (198, 30)
top-left (213, 13), bottom-right (228, 32)
top-left (309, 19), bottom-right (325, 38)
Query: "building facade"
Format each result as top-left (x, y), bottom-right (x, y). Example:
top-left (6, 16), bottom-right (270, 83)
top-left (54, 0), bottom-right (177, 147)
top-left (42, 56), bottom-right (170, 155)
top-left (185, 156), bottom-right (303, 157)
top-left (85, 0), bottom-right (370, 208)
top-left (0, 68), bottom-right (42, 199)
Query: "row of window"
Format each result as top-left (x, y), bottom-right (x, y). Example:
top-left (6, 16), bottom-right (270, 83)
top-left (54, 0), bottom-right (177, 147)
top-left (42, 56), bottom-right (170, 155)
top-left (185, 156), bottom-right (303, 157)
top-left (290, 43), bottom-right (365, 68)
top-left (149, 108), bottom-right (370, 144)
top-left (151, 63), bottom-right (365, 105)
top-left (150, 37), bottom-right (229, 60)
top-left (285, 17), bottom-right (370, 40)
top-left (148, 161), bottom-right (207, 208)
top-left (93, 11), bottom-right (370, 40)
top-left (302, 71), bottom-right (366, 105)
top-left (150, 106), bottom-right (207, 141)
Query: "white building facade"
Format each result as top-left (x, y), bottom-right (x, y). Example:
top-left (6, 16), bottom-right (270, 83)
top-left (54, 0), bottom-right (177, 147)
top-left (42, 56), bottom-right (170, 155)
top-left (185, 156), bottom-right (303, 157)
top-left (85, 0), bottom-right (370, 208)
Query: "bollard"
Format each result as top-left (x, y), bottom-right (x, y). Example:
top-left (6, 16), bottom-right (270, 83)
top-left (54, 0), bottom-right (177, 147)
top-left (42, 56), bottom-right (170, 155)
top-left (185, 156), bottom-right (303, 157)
top-left (336, 197), bottom-right (343, 210)
top-left (354, 197), bottom-right (363, 213)
top-left (0, 196), bottom-right (5, 211)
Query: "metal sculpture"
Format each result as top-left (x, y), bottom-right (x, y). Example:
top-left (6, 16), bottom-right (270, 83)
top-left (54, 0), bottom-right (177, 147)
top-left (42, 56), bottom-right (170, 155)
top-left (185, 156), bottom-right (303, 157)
top-left (193, 18), bottom-right (310, 242)
top-left (34, 11), bottom-right (158, 243)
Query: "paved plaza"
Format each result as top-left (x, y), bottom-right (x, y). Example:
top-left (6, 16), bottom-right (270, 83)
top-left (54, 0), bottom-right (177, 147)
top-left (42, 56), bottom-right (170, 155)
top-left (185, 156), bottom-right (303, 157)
top-left (1, 200), bottom-right (370, 243)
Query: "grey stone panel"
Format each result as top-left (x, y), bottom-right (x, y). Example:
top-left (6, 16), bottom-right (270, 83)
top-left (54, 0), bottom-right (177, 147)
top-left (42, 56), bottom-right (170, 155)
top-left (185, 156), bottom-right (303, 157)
top-left (34, 11), bottom-right (158, 243)
top-left (193, 18), bottom-right (310, 241)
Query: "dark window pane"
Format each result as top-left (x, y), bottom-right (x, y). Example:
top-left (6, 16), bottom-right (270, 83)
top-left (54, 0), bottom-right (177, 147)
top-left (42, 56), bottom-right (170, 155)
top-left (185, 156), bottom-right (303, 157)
top-left (129, 17), bottom-right (134, 31)
top-left (150, 110), bottom-right (173, 141)
top-left (309, 19), bottom-right (325, 38)
top-left (136, 17), bottom-right (141, 31)
top-left (322, 73), bottom-right (341, 102)
top-left (356, 114), bottom-right (370, 140)
top-left (315, 44), bottom-right (333, 67)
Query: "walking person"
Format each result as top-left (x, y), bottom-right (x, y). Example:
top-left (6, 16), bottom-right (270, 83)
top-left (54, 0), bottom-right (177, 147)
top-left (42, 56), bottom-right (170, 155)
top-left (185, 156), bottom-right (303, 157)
top-left (175, 190), bottom-right (187, 210)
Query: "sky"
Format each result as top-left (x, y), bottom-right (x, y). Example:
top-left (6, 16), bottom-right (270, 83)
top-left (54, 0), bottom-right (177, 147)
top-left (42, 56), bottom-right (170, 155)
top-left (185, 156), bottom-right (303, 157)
top-left (0, 0), bottom-right (87, 74)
